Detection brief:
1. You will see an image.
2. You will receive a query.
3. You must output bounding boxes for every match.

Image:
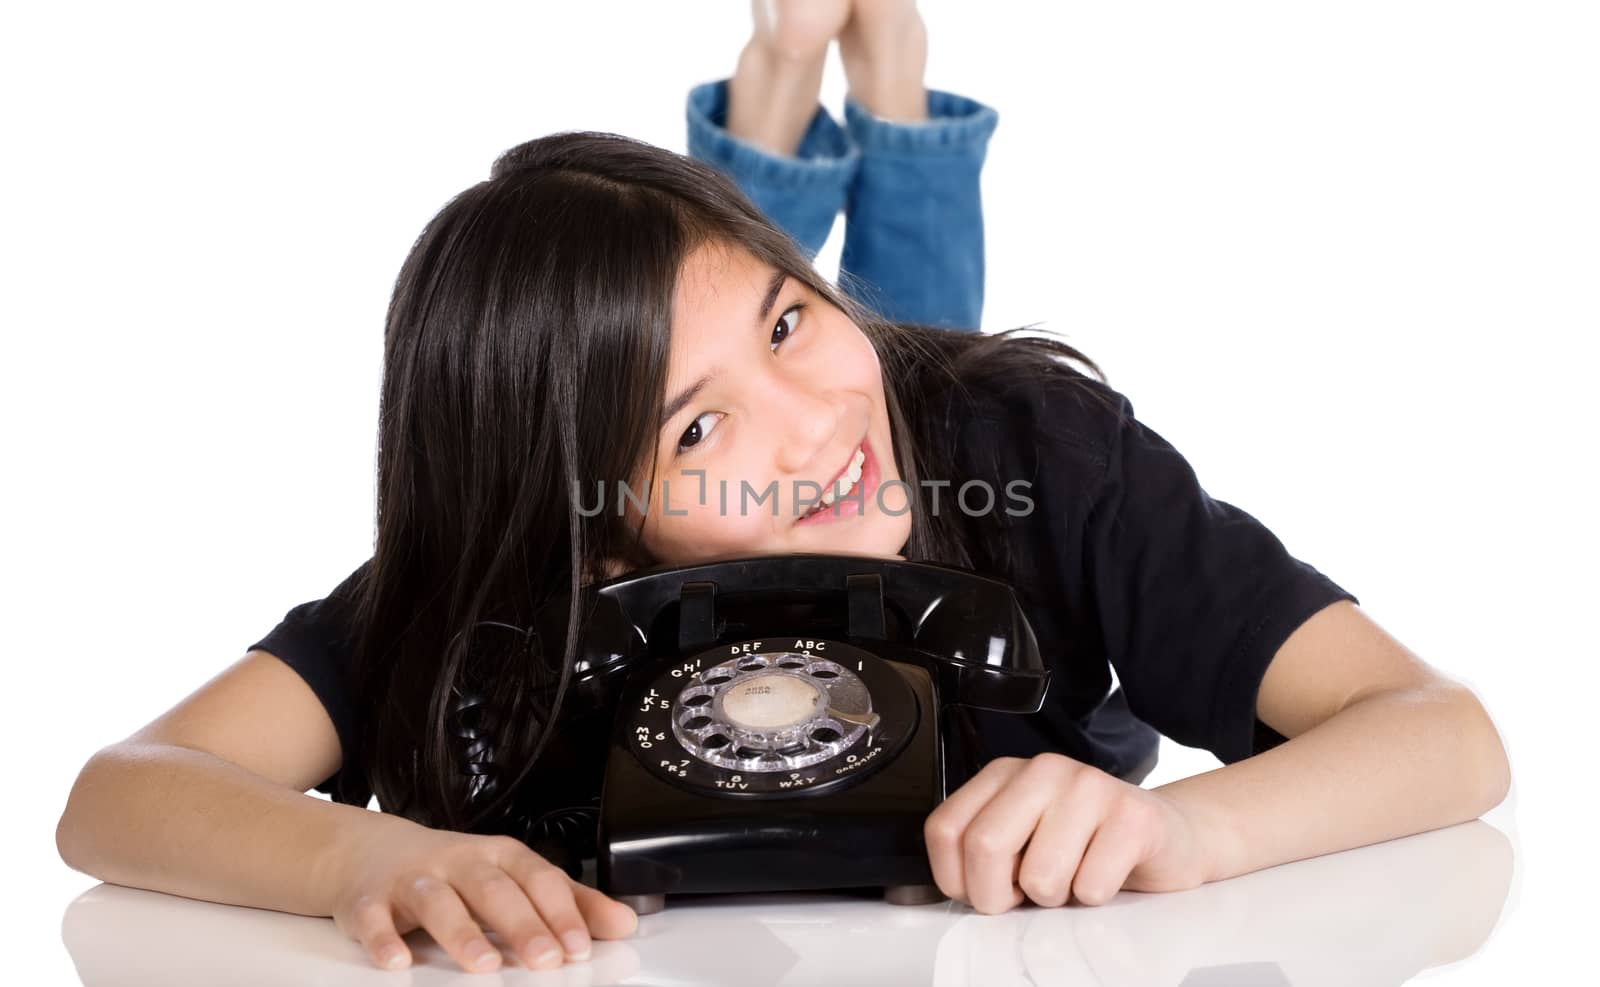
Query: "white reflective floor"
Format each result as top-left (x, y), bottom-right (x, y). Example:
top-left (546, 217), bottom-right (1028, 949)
top-left (61, 819), bottom-right (1510, 986)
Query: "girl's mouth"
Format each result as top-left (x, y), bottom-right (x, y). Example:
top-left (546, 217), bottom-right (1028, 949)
top-left (796, 437), bottom-right (879, 526)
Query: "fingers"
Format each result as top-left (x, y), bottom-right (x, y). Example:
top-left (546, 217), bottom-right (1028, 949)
top-left (348, 866), bottom-right (637, 973)
top-left (572, 881), bottom-right (641, 940)
top-left (398, 874), bottom-right (502, 973)
top-left (498, 852), bottom-right (595, 966)
top-left (1016, 796), bottom-right (1098, 908)
top-left (927, 754), bottom-right (1140, 915)
top-left (454, 866), bottom-right (565, 971)
top-left (924, 756), bottom-right (1027, 906)
top-left (340, 894), bottom-right (411, 971)
top-left (958, 759), bottom-right (1065, 914)
top-left (337, 831), bottom-right (645, 974)
top-left (495, 837), bottom-right (638, 949)
top-left (1071, 795), bottom-right (1158, 906)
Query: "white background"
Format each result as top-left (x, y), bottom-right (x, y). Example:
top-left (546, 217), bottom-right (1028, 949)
top-left (4, 1), bottom-right (1595, 982)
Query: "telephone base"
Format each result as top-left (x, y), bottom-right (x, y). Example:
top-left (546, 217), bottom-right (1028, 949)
top-left (883, 883), bottom-right (946, 906)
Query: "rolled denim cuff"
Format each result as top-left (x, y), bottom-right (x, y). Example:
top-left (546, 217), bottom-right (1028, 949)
top-left (842, 88), bottom-right (1000, 157)
top-left (686, 78), bottom-right (860, 186)
top-left (837, 87), bottom-right (998, 330)
top-left (686, 79), bottom-right (859, 256)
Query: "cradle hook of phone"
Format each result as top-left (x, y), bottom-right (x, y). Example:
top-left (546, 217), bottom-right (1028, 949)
top-left (846, 572), bottom-right (888, 641)
top-left (671, 568), bottom-right (891, 646)
top-left (676, 581), bottom-right (718, 655)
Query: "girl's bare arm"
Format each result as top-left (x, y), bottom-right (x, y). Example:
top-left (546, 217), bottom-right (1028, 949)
top-left (57, 651), bottom-right (361, 914)
top-left (1159, 600), bottom-right (1513, 883)
top-left (56, 651), bottom-right (635, 973)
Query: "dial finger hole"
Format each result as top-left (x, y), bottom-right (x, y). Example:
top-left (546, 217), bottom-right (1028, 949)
top-left (681, 693), bottom-right (712, 708)
top-left (811, 726), bottom-right (842, 744)
top-left (809, 669), bottom-right (839, 680)
top-left (733, 745), bottom-right (764, 760)
top-left (683, 715), bottom-right (712, 731)
top-left (736, 657), bottom-right (767, 671)
top-left (703, 672), bottom-right (732, 685)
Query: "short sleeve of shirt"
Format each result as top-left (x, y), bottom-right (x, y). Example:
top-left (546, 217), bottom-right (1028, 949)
top-left (1025, 371), bottom-right (1359, 764)
top-left (247, 560), bottom-right (371, 798)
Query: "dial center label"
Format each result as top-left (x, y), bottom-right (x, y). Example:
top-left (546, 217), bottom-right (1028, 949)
top-left (720, 672), bottom-right (822, 730)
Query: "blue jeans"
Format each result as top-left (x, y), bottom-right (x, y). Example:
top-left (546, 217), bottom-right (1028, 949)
top-left (686, 79), bottom-right (999, 333)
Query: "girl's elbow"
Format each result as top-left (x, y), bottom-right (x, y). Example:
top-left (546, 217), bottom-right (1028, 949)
top-left (56, 763), bottom-right (95, 874)
top-left (56, 806), bottom-right (90, 875)
top-left (56, 745), bottom-right (121, 876)
top-left (1481, 734), bottom-right (1512, 812)
top-left (1459, 688), bottom-right (1512, 812)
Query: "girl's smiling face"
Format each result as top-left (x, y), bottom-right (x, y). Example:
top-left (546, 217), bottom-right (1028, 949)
top-left (622, 240), bottom-right (912, 567)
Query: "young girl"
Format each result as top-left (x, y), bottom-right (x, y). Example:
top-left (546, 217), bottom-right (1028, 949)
top-left (56, 0), bottom-right (1510, 976)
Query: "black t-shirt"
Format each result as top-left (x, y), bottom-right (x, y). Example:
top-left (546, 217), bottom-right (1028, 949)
top-left (941, 368), bottom-right (1356, 782)
top-left (249, 367), bottom-right (1356, 797)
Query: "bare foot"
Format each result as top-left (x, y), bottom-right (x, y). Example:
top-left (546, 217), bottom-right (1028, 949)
top-left (839, 0), bottom-right (928, 122)
top-left (728, 0), bottom-right (852, 156)
top-left (751, 0), bottom-right (852, 62)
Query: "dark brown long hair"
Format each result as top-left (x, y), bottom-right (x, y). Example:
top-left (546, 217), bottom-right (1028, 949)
top-left (342, 130), bottom-right (1118, 830)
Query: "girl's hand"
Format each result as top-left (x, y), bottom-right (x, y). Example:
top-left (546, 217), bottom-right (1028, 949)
top-left (330, 818), bottom-right (637, 973)
top-left (924, 754), bottom-right (1214, 913)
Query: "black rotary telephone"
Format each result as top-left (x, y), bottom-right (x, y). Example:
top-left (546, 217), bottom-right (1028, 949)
top-left (477, 552), bottom-right (1048, 915)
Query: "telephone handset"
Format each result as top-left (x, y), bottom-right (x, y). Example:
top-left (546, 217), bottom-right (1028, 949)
top-left (499, 552), bottom-right (1047, 914)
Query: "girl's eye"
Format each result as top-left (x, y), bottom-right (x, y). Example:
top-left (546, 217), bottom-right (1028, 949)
top-left (675, 304), bottom-right (803, 456)
top-left (678, 411), bottom-right (722, 453)
top-left (770, 303), bottom-right (804, 352)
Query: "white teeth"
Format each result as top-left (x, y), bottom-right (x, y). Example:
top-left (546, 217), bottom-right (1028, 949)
top-left (816, 447), bottom-right (866, 508)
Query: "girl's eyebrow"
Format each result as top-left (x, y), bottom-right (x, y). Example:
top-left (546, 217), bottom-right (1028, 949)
top-left (754, 269), bottom-right (788, 325)
top-left (659, 269), bottom-right (788, 425)
top-left (661, 373), bottom-right (714, 426)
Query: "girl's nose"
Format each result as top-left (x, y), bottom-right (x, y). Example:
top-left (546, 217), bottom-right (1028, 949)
top-left (769, 383), bottom-right (840, 476)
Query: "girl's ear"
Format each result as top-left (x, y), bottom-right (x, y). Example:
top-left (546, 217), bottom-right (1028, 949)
top-left (596, 554), bottom-right (636, 581)
top-left (586, 534), bottom-right (651, 585)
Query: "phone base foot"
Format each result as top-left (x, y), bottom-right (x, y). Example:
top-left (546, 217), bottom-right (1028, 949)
top-left (884, 884), bottom-right (946, 906)
top-left (617, 893), bottom-right (666, 916)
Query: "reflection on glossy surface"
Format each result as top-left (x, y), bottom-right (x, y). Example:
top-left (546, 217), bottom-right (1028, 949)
top-left (62, 820), bottom-right (1512, 986)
